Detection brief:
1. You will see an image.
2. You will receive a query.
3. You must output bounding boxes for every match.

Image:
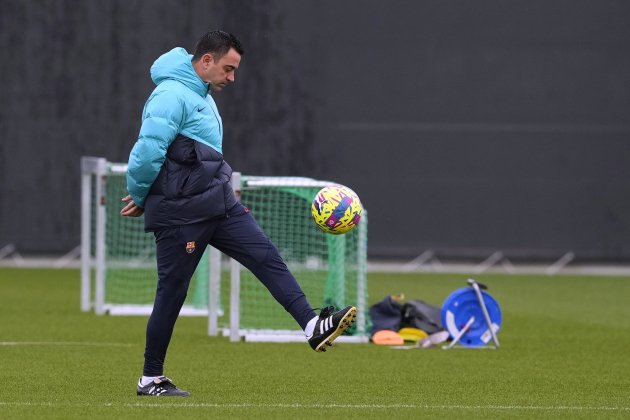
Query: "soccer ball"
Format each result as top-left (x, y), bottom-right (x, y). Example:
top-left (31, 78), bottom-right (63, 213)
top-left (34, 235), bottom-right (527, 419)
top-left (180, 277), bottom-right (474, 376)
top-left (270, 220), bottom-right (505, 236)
top-left (311, 185), bottom-right (363, 234)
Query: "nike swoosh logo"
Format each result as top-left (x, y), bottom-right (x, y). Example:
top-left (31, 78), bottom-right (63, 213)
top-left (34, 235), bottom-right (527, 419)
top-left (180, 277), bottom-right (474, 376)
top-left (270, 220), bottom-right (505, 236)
top-left (197, 106), bottom-right (206, 112)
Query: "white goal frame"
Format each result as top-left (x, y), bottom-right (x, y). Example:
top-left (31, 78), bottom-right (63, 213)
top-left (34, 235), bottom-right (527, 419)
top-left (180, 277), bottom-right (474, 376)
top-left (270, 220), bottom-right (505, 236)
top-left (80, 156), bottom-right (368, 343)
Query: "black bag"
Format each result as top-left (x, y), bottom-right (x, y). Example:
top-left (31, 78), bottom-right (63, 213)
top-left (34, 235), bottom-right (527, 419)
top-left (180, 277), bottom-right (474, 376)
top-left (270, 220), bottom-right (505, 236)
top-left (400, 300), bottom-right (443, 334)
top-left (368, 295), bottom-right (403, 335)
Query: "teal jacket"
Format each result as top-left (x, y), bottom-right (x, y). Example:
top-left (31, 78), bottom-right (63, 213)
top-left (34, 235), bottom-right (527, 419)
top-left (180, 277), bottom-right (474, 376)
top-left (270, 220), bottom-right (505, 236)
top-left (126, 48), bottom-right (237, 231)
top-left (126, 47), bottom-right (224, 208)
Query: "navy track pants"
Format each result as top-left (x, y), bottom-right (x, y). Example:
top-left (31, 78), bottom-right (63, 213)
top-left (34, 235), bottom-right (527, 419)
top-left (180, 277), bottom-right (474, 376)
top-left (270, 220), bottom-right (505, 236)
top-left (143, 205), bottom-right (316, 376)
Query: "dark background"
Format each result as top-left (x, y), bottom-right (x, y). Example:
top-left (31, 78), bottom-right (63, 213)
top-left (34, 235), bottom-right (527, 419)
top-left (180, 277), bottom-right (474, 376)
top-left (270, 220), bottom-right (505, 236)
top-left (1, 0), bottom-right (629, 261)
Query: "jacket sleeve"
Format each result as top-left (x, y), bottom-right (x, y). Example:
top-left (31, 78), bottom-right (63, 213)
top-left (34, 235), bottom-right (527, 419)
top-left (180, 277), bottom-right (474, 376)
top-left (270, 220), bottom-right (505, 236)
top-left (126, 89), bottom-right (185, 208)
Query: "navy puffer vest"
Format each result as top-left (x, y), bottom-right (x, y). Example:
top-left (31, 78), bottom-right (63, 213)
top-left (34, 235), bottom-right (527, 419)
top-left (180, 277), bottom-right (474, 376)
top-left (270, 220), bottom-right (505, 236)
top-left (143, 134), bottom-right (237, 231)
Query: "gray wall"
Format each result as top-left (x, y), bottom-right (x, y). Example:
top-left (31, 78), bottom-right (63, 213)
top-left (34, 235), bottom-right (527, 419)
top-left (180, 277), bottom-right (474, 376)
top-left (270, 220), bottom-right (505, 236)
top-left (1, 0), bottom-right (629, 261)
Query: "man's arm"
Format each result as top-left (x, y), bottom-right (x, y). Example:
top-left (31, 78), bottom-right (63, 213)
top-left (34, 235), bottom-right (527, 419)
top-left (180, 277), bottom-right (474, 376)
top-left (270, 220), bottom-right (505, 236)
top-left (125, 89), bottom-right (185, 209)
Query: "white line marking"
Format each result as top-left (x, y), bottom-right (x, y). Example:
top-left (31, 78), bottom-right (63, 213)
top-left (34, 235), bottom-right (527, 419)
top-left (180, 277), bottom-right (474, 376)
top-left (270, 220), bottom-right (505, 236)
top-left (0, 341), bottom-right (133, 347)
top-left (0, 402), bottom-right (628, 411)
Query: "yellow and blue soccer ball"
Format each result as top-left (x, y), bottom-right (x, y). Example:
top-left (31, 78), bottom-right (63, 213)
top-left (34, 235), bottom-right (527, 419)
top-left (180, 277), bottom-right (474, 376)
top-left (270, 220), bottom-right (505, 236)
top-left (311, 185), bottom-right (363, 234)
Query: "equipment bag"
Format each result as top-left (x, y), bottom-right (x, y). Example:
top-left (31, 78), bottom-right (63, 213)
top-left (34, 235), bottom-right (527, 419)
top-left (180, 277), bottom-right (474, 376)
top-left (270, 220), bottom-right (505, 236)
top-left (368, 295), bottom-right (403, 336)
top-left (400, 300), bottom-right (444, 334)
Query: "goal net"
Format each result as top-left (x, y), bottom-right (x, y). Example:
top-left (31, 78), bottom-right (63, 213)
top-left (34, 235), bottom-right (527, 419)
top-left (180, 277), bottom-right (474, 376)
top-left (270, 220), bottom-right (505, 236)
top-left (80, 157), bottom-right (368, 342)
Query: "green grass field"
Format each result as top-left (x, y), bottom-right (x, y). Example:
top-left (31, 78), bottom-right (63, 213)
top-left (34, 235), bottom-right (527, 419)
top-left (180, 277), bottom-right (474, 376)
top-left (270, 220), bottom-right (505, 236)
top-left (1, 267), bottom-right (629, 419)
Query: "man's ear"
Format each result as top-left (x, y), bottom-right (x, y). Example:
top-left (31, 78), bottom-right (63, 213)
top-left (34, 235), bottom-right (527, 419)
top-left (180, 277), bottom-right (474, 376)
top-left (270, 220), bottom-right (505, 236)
top-left (203, 53), bottom-right (214, 65)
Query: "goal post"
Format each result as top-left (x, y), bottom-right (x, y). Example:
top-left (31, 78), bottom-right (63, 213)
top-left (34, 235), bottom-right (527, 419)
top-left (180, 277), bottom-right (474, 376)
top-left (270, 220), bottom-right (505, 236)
top-left (80, 156), bottom-right (369, 342)
top-left (226, 175), bottom-right (369, 342)
top-left (80, 157), bottom-right (213, 316)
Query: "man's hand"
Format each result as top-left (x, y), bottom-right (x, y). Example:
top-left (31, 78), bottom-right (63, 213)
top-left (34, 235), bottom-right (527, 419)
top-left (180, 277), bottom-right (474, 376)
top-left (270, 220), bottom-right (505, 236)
top-left (120, 194), bottom-right (144, 217)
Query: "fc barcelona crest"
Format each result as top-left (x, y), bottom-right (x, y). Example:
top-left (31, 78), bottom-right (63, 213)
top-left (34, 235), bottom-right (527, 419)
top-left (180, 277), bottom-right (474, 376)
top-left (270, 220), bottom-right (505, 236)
top-left (185, 241), bottom-right (196, 254)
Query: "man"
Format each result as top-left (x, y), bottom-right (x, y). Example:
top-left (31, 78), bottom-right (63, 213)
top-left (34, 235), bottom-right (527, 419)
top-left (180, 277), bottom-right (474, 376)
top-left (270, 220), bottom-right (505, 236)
top-left (121, 30), bottom-right (356, 397)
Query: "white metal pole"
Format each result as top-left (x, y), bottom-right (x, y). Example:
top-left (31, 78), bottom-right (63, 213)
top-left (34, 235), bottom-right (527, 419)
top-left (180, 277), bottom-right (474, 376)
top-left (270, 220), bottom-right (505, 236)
top-left (94, 158), bottom-right (107, 315)
top-left (443, 316), bottom-right (475, 350)
top-left (80, 158), bottom-right (92, 312)
top-left (208, 247), bottom-right (221, 336)
top-left (229, 258), bottom-right (241, 342)
top-left (227, 172), bottom-right (242, 341)
top-left (469, 279), bottom-right (500, 348)
top-left (356, 212), bottom-right (368, 335)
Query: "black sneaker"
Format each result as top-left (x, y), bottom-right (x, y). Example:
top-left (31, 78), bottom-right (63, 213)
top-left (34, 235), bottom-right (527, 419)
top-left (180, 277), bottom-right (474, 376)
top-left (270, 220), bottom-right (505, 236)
top-left (136, 376), bottom-right (190, 397)
top-left (308, 305), bottom-right (357, 352)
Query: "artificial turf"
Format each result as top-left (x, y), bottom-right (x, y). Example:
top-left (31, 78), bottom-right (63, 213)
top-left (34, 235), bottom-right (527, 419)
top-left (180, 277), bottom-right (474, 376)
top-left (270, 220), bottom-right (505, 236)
top-left (1, 267), bottom-right (629, 419)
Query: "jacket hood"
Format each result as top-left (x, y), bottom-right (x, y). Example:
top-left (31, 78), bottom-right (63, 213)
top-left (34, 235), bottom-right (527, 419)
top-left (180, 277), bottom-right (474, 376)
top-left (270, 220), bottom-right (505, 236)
top-left (150, 47), bottom-right (209, 97)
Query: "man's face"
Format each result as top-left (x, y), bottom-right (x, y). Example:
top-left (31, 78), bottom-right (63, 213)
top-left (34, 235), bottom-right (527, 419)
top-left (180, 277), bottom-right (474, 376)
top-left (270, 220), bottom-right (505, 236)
top-left (198, 48), bottom-right (241, 91)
